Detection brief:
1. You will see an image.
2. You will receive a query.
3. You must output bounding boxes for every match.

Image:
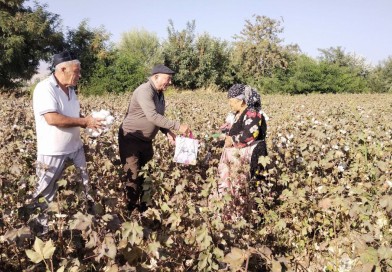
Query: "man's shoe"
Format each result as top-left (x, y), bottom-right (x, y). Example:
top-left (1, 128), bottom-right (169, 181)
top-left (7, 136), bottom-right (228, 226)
top-left (127, 202), bottom-right (137, 212)
top-left (138, 202), bottom-right (148, 213)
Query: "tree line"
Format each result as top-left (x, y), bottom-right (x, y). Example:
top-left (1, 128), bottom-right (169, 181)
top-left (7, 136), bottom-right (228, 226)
top-left (1, 0), bottom-right (391, 94)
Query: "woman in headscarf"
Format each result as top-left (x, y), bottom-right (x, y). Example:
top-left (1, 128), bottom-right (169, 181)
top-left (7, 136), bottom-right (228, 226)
top-left (217, 84), bottom-right (268, 199)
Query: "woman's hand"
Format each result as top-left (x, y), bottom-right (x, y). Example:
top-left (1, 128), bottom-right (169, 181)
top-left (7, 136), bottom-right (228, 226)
top-left (224, 135), bottom-right (234, 147)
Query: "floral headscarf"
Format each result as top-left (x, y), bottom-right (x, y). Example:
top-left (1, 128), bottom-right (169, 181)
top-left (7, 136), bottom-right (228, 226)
top-left (227, 84), bottom-right (261, 111)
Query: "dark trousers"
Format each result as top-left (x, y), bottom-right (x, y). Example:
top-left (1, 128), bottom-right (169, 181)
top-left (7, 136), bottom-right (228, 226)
top-left (118, 126), bottom-right (154, 208)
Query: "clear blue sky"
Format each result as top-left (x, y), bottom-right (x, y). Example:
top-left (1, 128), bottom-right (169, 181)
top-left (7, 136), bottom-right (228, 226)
top-left (31, 0), bottom-right (392, 66)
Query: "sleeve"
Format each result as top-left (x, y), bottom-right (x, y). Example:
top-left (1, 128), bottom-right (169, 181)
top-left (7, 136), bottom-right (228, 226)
top-left (232, 110), bottom-right (262, 148)
top-left (160, 127), bottom-right (169, 135)
top-left (138, 89), bottom-right (180, 130)
top-left (33, 83), bottom-right (58, 116)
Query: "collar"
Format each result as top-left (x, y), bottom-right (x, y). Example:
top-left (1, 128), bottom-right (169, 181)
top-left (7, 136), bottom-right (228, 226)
top-left (49, 74), bottom-right (59, 87)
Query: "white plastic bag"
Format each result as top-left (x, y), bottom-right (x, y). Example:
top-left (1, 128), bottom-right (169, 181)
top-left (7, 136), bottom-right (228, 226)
top-left (173, 136), bottom-right (199, 165)
top-left (85, 109), bottom-right (115, 137)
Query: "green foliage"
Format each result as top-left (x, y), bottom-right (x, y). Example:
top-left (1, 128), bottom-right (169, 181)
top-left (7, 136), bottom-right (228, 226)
top-left (262, 52), bottom-right (370, 94)
top-left (162, 20), bottom-right (199, 89)
top-left (193, 33), bottom-right (235, 89)
top-left (162, 20), bottom-right (233, 90)
top-left (25, 237), bottom-right (56, 265)
top-left (82, 51), bottom-right (146, 95)
top-left (0, 0), bottom-right (64, 88)
top-left (368, 56), bottom-right (392, 93)
top-left (117, 29), bottom-right (163, 73)
top-left (231, 15), bottom-right (293, 86)
top-left (317, 46), bottom-right (370, 93)
top-left (64, 20), bottom-right (112, 87)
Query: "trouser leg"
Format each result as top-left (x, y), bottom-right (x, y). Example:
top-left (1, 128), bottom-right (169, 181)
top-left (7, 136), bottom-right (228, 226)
top-left (31, 154), bottom-right (66, 232)
top-left (70, 147), bottom-right (89, 188)
top-left (118, 127), bottom-right (153, 210)
top-left (123, 144), bottom-right (153, 208)
top-left (124, 155), bottom-right (142, 208)
top-left (34, 154), bottom-right (67, 204)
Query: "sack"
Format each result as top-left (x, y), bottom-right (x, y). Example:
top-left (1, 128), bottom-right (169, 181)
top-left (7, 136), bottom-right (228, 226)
top-left (173, 136), bottom-right (199, 165)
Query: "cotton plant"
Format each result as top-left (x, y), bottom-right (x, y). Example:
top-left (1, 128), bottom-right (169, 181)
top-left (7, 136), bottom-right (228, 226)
top-left (85, 109), bottom-right (115, 137)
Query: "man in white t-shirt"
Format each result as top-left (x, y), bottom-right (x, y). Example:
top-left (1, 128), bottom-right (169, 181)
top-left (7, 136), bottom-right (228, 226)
top-left (30, 51), bottom-right (102, 235)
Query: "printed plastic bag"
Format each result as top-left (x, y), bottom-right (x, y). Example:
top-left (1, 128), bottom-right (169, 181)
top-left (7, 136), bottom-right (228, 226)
top-left (173, 136), bottom-right (199, 165)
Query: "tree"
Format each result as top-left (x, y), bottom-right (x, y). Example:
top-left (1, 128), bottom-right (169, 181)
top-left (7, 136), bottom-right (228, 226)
top-left (318, 46), bottom-right (371, 76)
top-left (162, 20), bottom-right (234, 90)
top-left (0, 0), bottom-right (64, 89)
top-left (231, 15), bottom-right (290, 86)
top-left (117, 29), bottom-right (163, 73)
top-left (162, 20), bottom-right (199, 89)
top-left (83, 51), bottom-right (146, 95)
top-left (64, 20), bottom-right (112, 87)
top-left (194, 33), bottom-right (234, 89)
top-left (317, 47), bottom-right (370, 93)
top-left (368, 56), bottom-right (392, 93)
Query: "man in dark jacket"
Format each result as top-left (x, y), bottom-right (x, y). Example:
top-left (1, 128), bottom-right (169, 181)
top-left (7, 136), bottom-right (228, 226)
top-left (118, 64), bottom-right (189, 212)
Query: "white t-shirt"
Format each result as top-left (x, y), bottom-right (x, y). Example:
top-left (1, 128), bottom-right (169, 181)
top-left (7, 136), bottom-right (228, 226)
top-left (33, 74), bottom-right (83, 155)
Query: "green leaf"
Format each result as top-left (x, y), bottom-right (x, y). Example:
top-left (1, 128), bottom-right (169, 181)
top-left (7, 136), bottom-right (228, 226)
top-left (379, 195), bottom-right (392, 212)
top-left (258, 156), bottom-right (271, 168)
top-left (271, 260), bottom-right (282, 272)
top-left (122, 221), bottom-right (143, 246)
top-left (213, 247), bottom-right (224, 260)
top-left (42, 239), bottom-right (56, 259)
top-left (359, 247), bottom-right (378, 265)
top-left (102, 214), bottom-right (114, 222)
top-left (165, 212), bottom-right (181, 231)
top-left (223, 247), bottom-right (247, 268)
top-left (86, 231), bottom-right (98, 249)
top-left (147, 241), bottom-right (161, 258)
top-left (57, 179), bottom-right (67, 187)
top-left (69, 212), bottom-right (93, 231)
top-left (378, 246), bottom-right (392, 261)
top-left (56, 266), bottom-right (65, 272)
top-left (197, 251), bottom-right (209, 271)
top-left (377, 161), bottom-right (388, 172)
top-left (33, 237), bottom-right (44, 254)
top-left (175, 184), bottom-right (184, 194)
top-left (25, 249), bottom-right (43, 264)
top-left (103, 236), bottom-right (117, 259)
top-left (160, 203), bottom-right (171, 212)
top-left (275, 219), bottom-right (287, 231)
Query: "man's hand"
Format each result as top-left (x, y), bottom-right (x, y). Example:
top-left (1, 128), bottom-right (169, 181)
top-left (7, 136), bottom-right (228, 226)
top-left (84, 115), bottom-right (104, 130)
top-left (43, 112), bottom-right (103, 129)
top-left (178, 124), bottom-right (190, 136)
top-left (167, 130), bottom-right (176, 146)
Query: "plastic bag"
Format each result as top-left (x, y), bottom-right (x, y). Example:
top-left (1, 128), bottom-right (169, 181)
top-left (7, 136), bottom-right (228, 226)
top-left (173, 136), bottom-right (199, 165)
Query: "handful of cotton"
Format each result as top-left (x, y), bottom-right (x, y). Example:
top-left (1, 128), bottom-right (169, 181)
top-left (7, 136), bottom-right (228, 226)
top-left (86, 110), bottom-right (114, 137)
top-left (219, 112), bottom-right (235, 134)
top-left (225, 112), bottom-right (235, 125)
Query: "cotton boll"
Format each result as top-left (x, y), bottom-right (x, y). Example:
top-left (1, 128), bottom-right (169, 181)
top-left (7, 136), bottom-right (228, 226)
top-left (86, 109), bottom-right (115, 137)
top-left (225, 112), bottom-right (235, 125)
top-left (105, 115), bottom-right (115, 126)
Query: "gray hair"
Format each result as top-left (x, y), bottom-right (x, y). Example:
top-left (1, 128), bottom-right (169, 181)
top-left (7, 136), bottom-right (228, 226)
top-left (55, 59), bottom-right (80, 71)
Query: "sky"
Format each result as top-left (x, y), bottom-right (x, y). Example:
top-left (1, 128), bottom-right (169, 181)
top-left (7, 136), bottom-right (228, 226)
top-left (31, 0), bottom-right (392, 70)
